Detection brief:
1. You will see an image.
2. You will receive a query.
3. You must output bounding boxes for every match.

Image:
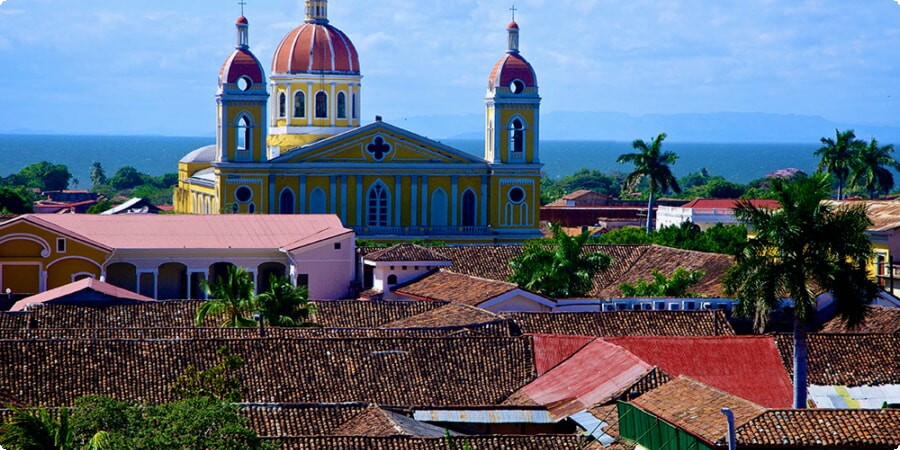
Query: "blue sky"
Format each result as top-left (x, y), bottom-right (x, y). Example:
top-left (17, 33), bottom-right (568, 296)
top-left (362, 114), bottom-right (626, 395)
top-left (1, 0), bottom-right (899, 136)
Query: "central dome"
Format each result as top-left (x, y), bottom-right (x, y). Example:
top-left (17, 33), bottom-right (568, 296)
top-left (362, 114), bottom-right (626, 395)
top-left (271, 22), bottom-right (359, 75)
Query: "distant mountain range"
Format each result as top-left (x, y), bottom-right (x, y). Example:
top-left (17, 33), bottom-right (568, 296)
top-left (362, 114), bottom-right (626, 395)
top-left (385, 111), bottom-right (900, 144)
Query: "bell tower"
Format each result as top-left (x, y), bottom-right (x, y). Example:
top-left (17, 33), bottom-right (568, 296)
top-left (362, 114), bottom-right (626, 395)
top-left (217, 16), bottom-right (268, 163)
top-left (485, 19), bottom-right (540, 165)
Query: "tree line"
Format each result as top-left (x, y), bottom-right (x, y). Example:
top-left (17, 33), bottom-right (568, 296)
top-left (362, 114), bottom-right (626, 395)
top-left (0, 161), bottom-right (178, 214)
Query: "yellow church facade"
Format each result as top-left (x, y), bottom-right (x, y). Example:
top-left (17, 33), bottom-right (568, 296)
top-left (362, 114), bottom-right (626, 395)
top-left (174, 1), bottom-right (543, 243)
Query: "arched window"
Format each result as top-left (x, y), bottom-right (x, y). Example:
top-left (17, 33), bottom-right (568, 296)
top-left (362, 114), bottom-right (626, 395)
top-left (352, 93), bottom-right (358, 118)
top-left (462, 190), bottom-right (477, 227)
top-left (387, 274), bottom-right (398, 285)
top-left (510, 118), bottom-right (525, 153)
top-left (367, 182), bottom-right (390, 227)
top-left (236, 116), bottom-right (251, 152)
top-left (337, 92), bottom-right (347, 119)
top-left (278, 92), bottom-right (286, 118)
top-left (309, 188), bottom-right (327, 214)
top-left (315, 92), bottom-right (328, 118)
top-left (431, 188), bottom-right (448, 227)
top-left (293, 91), bottom-right (306, 118)
top-left (279, 188), bottom-right (295, 214)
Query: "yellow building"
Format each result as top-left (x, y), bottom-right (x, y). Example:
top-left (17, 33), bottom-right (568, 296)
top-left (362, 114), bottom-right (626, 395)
top-left (175, 2), bottom-right (543, 243)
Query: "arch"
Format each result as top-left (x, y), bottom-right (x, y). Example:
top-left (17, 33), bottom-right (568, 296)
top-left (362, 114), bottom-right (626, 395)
top-left (106, 262), bottom-right (137, 292)
top-left (257, 262), bottom-right (287, 293)
top-left (461, 189), bottom-right (477, 227)
top-left (46, 257), bottom-right (102, 290)
top-left (337, 91), bottom-right (347, 119)
top-left (278, 92), bottom-right (286, 118)
top-left (0, 234), bottom-right (51, 258)
top-left (207, 262), bottom-right (236, 288)
top-left (157, 262), bottom-right (188, 300)
top-left (315, 91), bottom-right (328, 118)
top-left (248, 203), bottom-right (256, 214)
top-left (279, 188), bottom-right (295, 214)
top-left (293, 91), bottom-right (306, 118)
top-left (387, 274), bottom-right (398, 286)
top-left (309, 187), bottom-right (327, 214)
top-left (236, 115), bottom-right (251, 153)
top-left (71, 272), bottom-right (95, 282)
top-left (367, 181), bottom-right (390, 227)
top-left (509, 117), bottom-right (526, 154)
top-left (431, 188), bottom-right (449, 227)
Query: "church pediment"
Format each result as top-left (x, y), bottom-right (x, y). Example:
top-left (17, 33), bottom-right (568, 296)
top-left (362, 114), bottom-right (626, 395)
top-left (271, 121), bottom-right (486, 165)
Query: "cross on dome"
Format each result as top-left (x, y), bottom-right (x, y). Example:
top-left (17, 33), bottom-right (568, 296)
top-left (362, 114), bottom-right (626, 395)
top-left (510, 5), bottom-right (517, 22)
top-left (239, 0), bottom-right (246, 16)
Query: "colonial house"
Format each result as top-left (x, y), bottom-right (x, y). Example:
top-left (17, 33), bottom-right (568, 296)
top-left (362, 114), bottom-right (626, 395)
top-left (655, 198), bottom-right (779, 230)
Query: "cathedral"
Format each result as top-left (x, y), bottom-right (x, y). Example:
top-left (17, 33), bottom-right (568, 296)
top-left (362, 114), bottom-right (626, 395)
top-left (174, 1), bottom-right (543, 243)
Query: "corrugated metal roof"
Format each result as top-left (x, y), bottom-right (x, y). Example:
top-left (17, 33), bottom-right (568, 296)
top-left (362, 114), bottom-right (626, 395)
top-left (605, 336), bottom-right (793, 408)
top-left (570, 410), bottom-right (616, 446)
top-left (532, 334), bottom-right (595, 376)
top-left (523, 339), bottom-right (652, 418)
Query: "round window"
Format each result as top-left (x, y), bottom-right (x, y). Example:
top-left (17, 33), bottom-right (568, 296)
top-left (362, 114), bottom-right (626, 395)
top-left (237, 76), bottom-right (252, 92)
top-left (510, 79), bottom-right (525, 94)
top-left (235, 186), bottom-right (253, 203)
top-left (508, 187), bottom-right (526, 203)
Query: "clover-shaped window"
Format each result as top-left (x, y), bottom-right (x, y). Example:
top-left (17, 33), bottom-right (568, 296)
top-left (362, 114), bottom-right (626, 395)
top-left (366, 136), bottom-right (392, 161)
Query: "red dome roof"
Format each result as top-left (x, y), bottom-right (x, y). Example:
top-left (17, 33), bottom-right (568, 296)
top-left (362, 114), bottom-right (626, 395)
top-left (272, 23), bottom-right (359, 75)
top-left (220, 49), bottom-right (265, 85)
top-left (236, 16), bottom-right (248, 25)
top-left (488, 52), bottom-right (537, 90)
top-left (507, 21), bottom-right (519, 30)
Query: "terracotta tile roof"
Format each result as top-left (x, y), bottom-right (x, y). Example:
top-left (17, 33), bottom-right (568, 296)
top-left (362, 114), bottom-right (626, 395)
top-left (364, 244), bottom-right (452, 263)
top-left (606, 336), bottom-right (793, 408)
top-left (819, 306), bottom-right (900, 334)
top-left (242, 403), bottom-right (370, 437)
top-left (735, 409), bottom-right (900, 448)
top-left (21, 214), bottom-right (351, 251)
top-left (381, 303), bottom-right (507, 330)
top-left (11, 278), bottom-right (153, 311)
top-left (0, 326), bottom-right (511, 340)
top-left (0, 300), bottom-right (447, 330)
top-left (0, 337), bottom-right (536, 407)
top-left (631, 376), bottom-right (766, 446)
top-left (506, 310), bottom-right (734, 337)
top-left (270, 435), bottom-right (601, 449)
top-left (774, 333), bottom-right (900, 386)
top-left (331, 405), bottom-right (453, 437)
top-left (394, 271), bottom-right (519, 306)
top-left (835, 200), bottom-right (900, 232)
top-left (416, 245), bottom-right (732, 299)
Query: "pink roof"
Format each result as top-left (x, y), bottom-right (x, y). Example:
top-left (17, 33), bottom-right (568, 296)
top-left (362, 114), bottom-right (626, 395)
top-left (23, 214), bottom-right (351, 251)
top-left (532, 334), bottom-right (594, 376)
top-left (523, 338), bottom-right (653, 418)
top-left (680, 198), bottom-right (780, 210)
top-left (604, 336), bottom-right (793, 408)
top-left (10, 278), bottom-right (153, 311)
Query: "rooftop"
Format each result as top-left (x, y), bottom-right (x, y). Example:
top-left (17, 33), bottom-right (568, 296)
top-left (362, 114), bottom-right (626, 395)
top-left (819, 306), bottom-right (900, 334)
top-left (774, 333), bottom-right (900, 386)
top-left (735, 409), bottom-right (900, 448)
top-left (364, 244), bottom-right (452, 263)
top-left (394, 271), bottom-right (522, 306)
top-left (505, 310), bottom-right (734, 337)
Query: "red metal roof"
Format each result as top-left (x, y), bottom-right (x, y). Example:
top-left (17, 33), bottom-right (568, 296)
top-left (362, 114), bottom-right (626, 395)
top-left (25, 214), bottom-right (351, 251)
top-left (523, 338), bottom-right (653, 418)
top-left (11, 278), bottom-right (153, 311)
top-left (488, 52), bottom-right (537, 89)
top-left (604, 336), bottom-right (793, 408)
top-left (272, 23), bottom-right (360, 74)
top-left (508, 21), bottom-right (519, 30)
top-left (220, 48), bottom-right (265, 84)
top-left (236, 16), bottom-right (248, 25)
top-left (680, 198), bottom-right (780, 210)
top-left (531, 334), bottom-right (594, 376)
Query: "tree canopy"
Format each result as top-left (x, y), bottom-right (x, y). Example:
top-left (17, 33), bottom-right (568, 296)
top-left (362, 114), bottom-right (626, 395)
top-left (16, 161), bottom-right (72, 191)
top-left (509, 223), bottom-right (612, 298)
top-left (619, 267), bottom-right (707, 298)
top-left (617, 133), bottom-right (681, 233)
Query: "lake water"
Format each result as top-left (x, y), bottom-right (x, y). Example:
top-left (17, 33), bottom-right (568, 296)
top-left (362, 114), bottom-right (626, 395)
top-left (0, 134), bottom-right (821, 187)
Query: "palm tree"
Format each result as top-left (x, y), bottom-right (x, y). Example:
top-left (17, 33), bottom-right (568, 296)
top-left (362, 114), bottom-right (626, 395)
top-left (723, 173), bottom-right (878, 408)
top-left (196, 265), bottom-right (257, 328)
top-left (815, 129), bottom-right (863, 200)
top-left (0, 407), bottom-right (75, 450)
top-left (617, 133), bottom-right (681, 233)
top-left (509, 222), bottom-right (612, 299)
top-left (255, 275), bottom-right (318, 327)
top-left (849, 138), bottom-right (900, 199)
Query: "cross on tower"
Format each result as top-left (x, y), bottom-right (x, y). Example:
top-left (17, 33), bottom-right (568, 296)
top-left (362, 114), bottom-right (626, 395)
top-left (510, 4), bottom-right (517, 21)
top-left (239, 0), bottom-right (247, 16)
